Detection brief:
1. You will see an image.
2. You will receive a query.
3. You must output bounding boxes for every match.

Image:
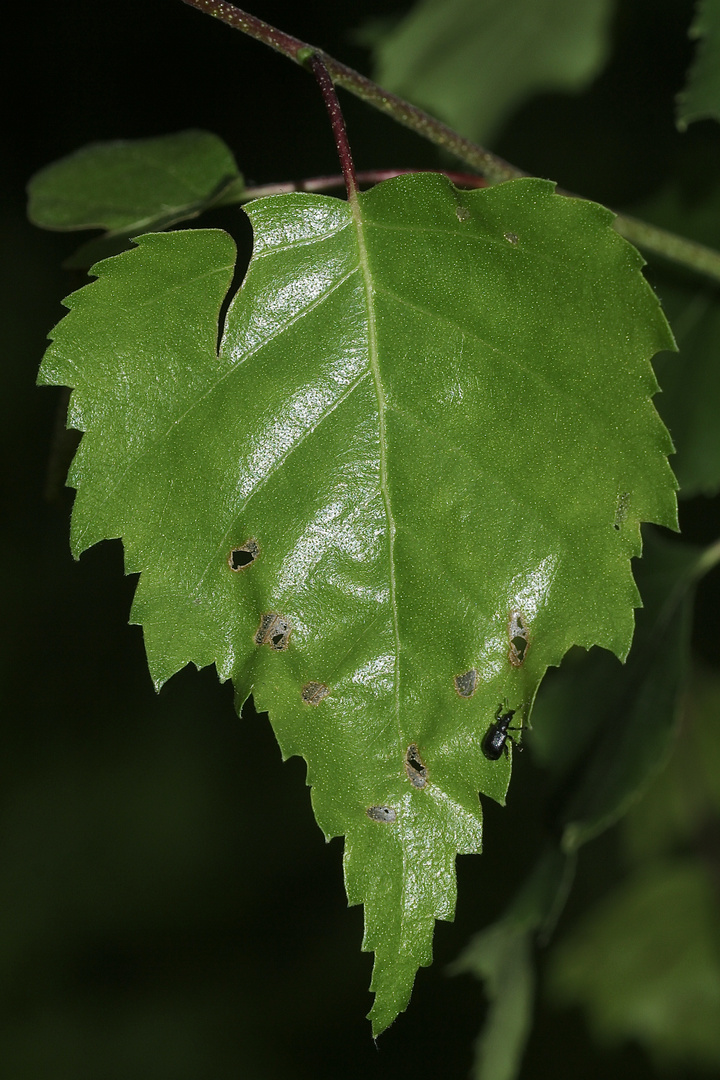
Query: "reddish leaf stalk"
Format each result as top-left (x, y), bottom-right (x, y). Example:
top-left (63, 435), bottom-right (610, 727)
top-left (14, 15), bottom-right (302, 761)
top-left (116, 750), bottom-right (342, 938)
top-left (238, 169), bottom-right (488, 201)
top-left (308, 53), bottom-right (357, 201)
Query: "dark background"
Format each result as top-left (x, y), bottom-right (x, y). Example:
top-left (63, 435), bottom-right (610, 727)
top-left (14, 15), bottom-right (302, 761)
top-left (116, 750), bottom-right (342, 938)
top-left (2, 0), bottom-right (714, 1076)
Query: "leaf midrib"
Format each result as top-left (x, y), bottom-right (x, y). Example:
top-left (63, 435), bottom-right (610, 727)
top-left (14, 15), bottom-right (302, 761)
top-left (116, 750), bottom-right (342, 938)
top-left (351, 194), bottom-right (402, 741)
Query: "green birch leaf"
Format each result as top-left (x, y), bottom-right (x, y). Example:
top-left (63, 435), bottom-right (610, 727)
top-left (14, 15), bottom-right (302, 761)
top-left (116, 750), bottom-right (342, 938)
top-left (677, 0), bottom-right (720, 130)
top-left (623, 665), bottom-right (720, 864)
top-left (27, 131), bottom-right (244, 267)
top-left (549, 667), bottom-right (720, 1070)
top-left (38, 173), bottom-right (676, 1034)
top-left (547, 860), bottom-right (720, 1068)
top-left (370, 0), bottom-right (614, 144)
top-left (462, 929), bottom-right (534, 1080)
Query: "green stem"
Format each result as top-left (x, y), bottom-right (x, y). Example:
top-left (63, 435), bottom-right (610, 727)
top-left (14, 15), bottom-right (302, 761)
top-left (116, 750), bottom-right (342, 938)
top-left (692, 537), bottom-right (720, 582)
top-left (181, 0), bottom-right (720, 285)
top-left (613, 213), bottom-right (720, 282)
top-left (653, 534), bottom-right (720, 642)
top-left (179, 0), bottom-right (519, 185)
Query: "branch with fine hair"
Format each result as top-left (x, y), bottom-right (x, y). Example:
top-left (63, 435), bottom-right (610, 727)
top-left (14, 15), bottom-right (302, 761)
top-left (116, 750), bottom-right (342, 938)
top-left (180, 0), bottom-right (720, 285)
top-left (179, 0), bottom-right (520, 185)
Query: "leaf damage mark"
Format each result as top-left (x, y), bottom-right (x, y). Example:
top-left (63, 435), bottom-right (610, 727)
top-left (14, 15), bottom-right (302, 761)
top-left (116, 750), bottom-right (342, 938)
top-left (508, 609), bottom-right (530, 667)
top-left (301, 680), bottom-right (330, 705)
top-left (367, 805), bottom-right (397, 824)
top-left (504, 231), bottom-right (519, 244)
top-left (228, 538), bottom-right (259, 570)
top-left (614, 491), bottom-right (630, 530)
top-left (255, 612), bottom-right (291, 651)
top-left (404, 744), bottom-right (428, 788)
top-left (454, 668), bottom-right (478, 698)
top-left (456, 205), bottom-right (471, 222)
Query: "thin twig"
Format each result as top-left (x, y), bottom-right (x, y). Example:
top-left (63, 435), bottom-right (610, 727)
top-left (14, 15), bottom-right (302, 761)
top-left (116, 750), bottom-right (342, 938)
top-left (613, 213), bottom-right (720, 284)
top-left (180, 0), bottom-right (720, 284)
top-left (179, 0), bottom-right (520, 184)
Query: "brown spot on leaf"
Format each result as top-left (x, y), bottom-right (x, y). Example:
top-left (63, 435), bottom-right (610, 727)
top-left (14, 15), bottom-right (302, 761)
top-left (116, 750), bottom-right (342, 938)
top-left (255, 612), bottom-right (291, 651)
top-left (508, 609), bottom-right (530, 667)
top-left (405, 744), bottom-right (428, 789)
top-left (454, 669), bottom-right (478, 698)
top-left (228, 539), bottom-right (259, 570)
top-left (366, 805), bottom-right (397, 823)
top-left (301, 681), bottom-right (329, 705)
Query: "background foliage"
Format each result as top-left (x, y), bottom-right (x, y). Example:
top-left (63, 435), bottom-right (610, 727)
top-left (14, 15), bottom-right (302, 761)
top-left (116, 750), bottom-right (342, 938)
top-left (4, 0), bottom-right (720, 1076)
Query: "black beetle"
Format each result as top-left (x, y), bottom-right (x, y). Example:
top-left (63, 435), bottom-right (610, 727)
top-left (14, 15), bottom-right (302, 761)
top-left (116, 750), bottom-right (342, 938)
top-left (482, 704), bottom-right (522, 760)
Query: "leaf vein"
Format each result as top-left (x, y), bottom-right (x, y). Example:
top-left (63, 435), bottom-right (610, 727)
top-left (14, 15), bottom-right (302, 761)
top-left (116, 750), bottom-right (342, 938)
top-left (79, 265), bottom-right (361, 535)
top-left (191, 366), bottom-right (373, 591)
top-left (352, 197), bottom-right (403, 745)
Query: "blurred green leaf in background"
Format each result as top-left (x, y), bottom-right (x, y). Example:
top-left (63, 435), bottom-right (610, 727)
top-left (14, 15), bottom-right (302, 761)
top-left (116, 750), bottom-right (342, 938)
top-left (368, 0), bottom-right (615, 144)
top-left (677, 0), bottom-right (720, 130)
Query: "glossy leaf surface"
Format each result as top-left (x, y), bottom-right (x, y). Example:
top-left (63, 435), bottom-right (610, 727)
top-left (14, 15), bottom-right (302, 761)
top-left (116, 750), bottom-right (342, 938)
top-left (371, 0), bottom-right (613, 143)
top-left (39, 173), bottom-right (676, 1033)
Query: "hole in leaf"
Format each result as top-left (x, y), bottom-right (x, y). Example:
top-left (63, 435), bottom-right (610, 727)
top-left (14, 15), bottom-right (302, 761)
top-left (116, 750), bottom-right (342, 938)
top-left (504, 232), bottom-right (519, 244)
top-left (228, 539), bottom-right (259, 570)
top-left (405, 744), bottom-right (428, 789)
top-left (255, 613), bottom-right (291, 651)
top-left (508, 609), bottom-right (530, 667)
top-left (454, 669), bottom-right (478, 698)
top-left (367, 805), bottom-right (397, 824)
top-left (301, 681), bottom-right (330, 705)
